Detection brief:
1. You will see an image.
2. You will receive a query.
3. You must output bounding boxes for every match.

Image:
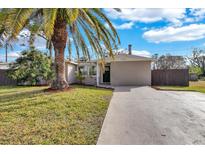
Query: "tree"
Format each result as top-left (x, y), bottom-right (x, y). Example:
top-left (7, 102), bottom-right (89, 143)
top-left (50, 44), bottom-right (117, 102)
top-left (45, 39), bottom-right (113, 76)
top-left (189, 66), bottom-right (202, 76)
top-left (8, 48), bottom-right (54, 85)
top-left (3, 41), bottom-right (14, 63)
top-left (152, 54), bottom-right (187, 70)
top-left (188, 48), bottom-right (205, 76)
top-left (152, 53), bottom-right (159, 70)
top-left (0, 9), bottom-right (120, 89)
top-left (0, 9), bottom-right (12, 63)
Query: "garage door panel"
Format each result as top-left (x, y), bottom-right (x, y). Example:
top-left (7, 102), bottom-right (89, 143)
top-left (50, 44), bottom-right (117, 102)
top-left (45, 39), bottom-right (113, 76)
top-left (111, 61), bottom-right (151, 86)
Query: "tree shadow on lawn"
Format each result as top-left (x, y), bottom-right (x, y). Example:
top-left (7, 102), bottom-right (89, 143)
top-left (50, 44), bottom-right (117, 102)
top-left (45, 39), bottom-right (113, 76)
top-left (72, 84), bottom-right (114, 91)
top-left (0, 89), bottom-right (45, 103)
top-left (0, 89), bottom-right (53, 113)
top-left (0, 85), bottom-right (111, 113)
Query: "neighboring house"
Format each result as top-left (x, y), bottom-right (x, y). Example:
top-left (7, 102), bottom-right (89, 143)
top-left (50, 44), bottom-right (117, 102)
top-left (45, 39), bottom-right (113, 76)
top-left (0, 62), bottom-right (47, 86)
top-left (0, 63), bottom-right (10, 70)
top-left (65, 45), bottom-right (152, 86)
top-left (0, 63), bottom-right (17, 86)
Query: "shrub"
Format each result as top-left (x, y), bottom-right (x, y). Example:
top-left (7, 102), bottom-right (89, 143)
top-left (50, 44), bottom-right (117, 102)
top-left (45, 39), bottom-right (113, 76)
top-left (8, 49), bottom-right (54, 85)
top-left (189, 66), bottom-right (203, 76)
top-left (199, 76), bottom-right (205, 81)
top-left (75, 72), bottom-right (85, 84)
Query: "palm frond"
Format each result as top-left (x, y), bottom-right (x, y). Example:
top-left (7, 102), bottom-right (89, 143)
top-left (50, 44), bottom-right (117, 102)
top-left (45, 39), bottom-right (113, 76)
top-left (67, 37), bottom-right (72, 60)
top-left (91, 8), bottom-right (120, 44)
top-left (77, 18), bottom-right (104, 59)
top-left (65, 9), bottom-right (79, 24)
top-left (74, 23), bottom-right (90, 60)
top-left (5, 8), bottom-right (34, 38)
top-left (69, 25), bottom-right (80, 61)
top-left (77, 9), bottom-right (120, 59)
top-left (1, 8), bottom-right (120, 64)
top-left (82, 11), bottom-right (117, 57)
top-left (43, 9), bottom-right (58, 40)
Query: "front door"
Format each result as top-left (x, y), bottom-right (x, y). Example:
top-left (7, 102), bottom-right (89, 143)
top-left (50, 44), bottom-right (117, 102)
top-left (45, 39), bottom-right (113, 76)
top-left (103, 66), bottom-right (110, 83)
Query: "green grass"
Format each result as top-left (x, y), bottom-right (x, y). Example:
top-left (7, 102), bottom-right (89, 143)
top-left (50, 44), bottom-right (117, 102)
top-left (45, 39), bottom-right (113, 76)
top-left (0, 85), bottom-right (112, 144)
top-left (154, 81), bottom-right (205, 94)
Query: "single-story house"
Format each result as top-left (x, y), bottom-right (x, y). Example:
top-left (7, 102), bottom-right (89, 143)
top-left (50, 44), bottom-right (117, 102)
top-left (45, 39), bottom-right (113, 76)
top-left (65, 45), bottom-right (152, 87)
top-left (0, 63), bottom-right (17, 86)
top-left (0, 63), bottom-right (10, 70)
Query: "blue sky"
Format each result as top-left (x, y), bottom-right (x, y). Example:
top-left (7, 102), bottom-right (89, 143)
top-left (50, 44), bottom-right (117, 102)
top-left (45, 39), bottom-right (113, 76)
top-left (1, 8), bottom-right (205, 62)
top-left (104, 8), bottom-right (205, 57)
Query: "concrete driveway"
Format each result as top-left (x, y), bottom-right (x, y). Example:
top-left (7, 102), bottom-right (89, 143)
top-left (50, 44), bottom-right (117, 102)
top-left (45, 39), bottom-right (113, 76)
top-left (97, 86), bottom-right (205, 145)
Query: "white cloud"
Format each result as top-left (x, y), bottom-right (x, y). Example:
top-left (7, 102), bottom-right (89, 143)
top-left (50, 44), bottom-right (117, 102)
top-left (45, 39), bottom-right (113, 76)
top-left (8, 51), bottom-right (21, 58)
top-left (114, 48), bottom-right (151, 57)
top-left (190, 9), bottom-right (205, 21)
top-left (17, 29), bottom-right (31, 38)
top-left (184, 17), bottom-right (195, 23)
top-left (104, 8), bottom-right (186, 26)
top-left (0, 51), bottom-right (21, 58)
top-left (132, 50), bottom-right (151, 57)
top-left (182, 9), bottom-right (205, 23)
top-left (113, 22), bottom-right (134, 30)
top-left (143, 24), bottom-right (205, 43)
top-left (34, 37), bottom-right (47, 50)
top-left (16, 29), bottom-right (47, 50)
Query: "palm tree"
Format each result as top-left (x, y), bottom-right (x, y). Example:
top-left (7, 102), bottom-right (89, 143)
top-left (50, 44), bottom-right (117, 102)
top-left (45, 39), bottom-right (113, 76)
top-left (0, 9), bottom-right (8, 62)
top-left (0, 9), bottom-right (120, 89)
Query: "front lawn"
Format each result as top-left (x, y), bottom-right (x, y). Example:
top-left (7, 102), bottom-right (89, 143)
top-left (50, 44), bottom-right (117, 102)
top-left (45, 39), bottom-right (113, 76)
top-left (0, 85), bottom-right (112, 144)
top-left (154, 81), bottom-right (205, 93)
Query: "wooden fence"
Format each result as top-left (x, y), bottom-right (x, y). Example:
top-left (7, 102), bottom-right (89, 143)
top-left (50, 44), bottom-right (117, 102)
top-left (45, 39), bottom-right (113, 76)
top-left (151, 69), bottom-right (189, 86)
top-left (0, 69), bottom-right (17, 86)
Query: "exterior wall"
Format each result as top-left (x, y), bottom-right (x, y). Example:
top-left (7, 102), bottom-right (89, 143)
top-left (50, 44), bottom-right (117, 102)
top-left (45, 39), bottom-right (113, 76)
top-left (65, 59), bottom-right (152, 86)
top-left (82, 76), bottom-right (97, 85)
top-left (110, 61), bottom-right (151, 86)
top-left (66, 63), bottom-right (77, 84)
top-left (77, 62), bottom-right (97, 86)
top-left (0, 63), bottom-right (10, 70)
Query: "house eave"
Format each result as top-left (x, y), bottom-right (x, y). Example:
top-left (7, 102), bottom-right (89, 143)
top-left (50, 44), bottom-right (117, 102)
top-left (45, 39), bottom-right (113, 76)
top-left (65, 60), bottom-right (78, 65)
top-left (100, 54), bottom-right (153, 63)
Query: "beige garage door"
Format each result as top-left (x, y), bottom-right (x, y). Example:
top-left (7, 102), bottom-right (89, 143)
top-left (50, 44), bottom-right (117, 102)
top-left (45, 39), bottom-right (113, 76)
top-left (110, 61), bottom-right (151, 86)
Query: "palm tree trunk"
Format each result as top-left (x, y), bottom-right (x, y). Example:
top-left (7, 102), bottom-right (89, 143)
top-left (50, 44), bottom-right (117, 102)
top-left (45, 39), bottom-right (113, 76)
top-left (49, 42), bottom-right (52, 59)
top-left (51, 16), bottom-right (68, 89)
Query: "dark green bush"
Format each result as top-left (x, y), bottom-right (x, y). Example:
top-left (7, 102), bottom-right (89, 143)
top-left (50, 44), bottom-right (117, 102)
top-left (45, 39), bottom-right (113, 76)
top-left (8, 49), bottom-right (54, 85)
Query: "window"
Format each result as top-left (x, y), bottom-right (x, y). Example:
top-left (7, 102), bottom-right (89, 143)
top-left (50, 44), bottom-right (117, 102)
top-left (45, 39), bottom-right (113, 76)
top-left (89, 65), bottom-right (96, 76)
top-left (78, 64), bottom-right (96, 76)
top-left (78, 66), bottom-right (87, 75)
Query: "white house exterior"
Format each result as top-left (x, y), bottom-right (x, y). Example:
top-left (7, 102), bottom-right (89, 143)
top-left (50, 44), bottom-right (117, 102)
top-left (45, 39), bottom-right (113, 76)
top-left (65, 61), bottom-right (78, 85)
top-left (65, 53), bottom-right (152, 87)
top-left (0, 63), bottom-right (10, 70)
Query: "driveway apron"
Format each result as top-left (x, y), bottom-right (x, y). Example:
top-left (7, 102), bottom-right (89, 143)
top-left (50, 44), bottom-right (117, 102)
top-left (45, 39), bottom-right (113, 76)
top-left (97, 86), bottom-right (205, 144)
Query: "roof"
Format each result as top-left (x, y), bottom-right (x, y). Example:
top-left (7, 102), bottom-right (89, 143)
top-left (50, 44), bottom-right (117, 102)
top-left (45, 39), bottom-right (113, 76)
top-left (65, 60), bottom-right (78, 65)
top-left (65, 53), bottom-right (152, 65)
top-left (104, 53), bottom-right (152, 62)
top-left (0, 63), bottom-right (10, 70)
